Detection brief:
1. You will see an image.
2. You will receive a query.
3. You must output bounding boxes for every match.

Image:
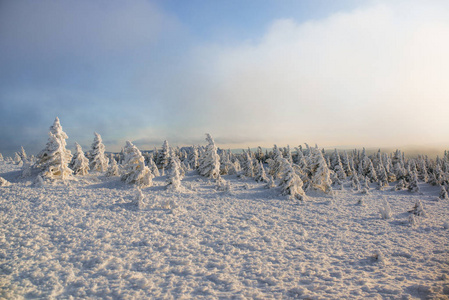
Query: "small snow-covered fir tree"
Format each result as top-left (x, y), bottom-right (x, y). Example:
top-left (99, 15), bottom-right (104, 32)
top-left (351, 170), bottom-right (361, 191)
top-left (147, 158), bottom-right (160, 177)
top-left (18, 146), bottom-right (27, 162)
top-left (198, 134), bottom-right (220, 179)
top-left (394, 179), bottom-right (407, 191)
top-left (89, 132), bottom-right (109, 172)
top-left (132, 189), bottom-right (145, 210)
top-left (216, 175), bottom-right (232, 193)
top-left (438, 184), bottom-right (448, 200)
top-left (409, 200), bottom-right (425, 216)
top-left (14, 152), bottom-right (22, 164)
top-left (35, 117), bottom-right (73, 180)
top-left (121, 141), bottom-right (154, 187)
top-left (188, 145), bottom-right (199, 170)
top-left (408, 172), bottom-right (420, 193)
top-left (279, 159), bottom-right (307, 200)
top-left (70, 142), bottom-right (90, 176)
top-left (254, 161), bottom-right (268, 183)
top-left (166, 156), bottom-right (183, 191)
top-left (379, 199), bottom-right (392, 219)
top-left (21, 162), bottom-right (32, 178)
top-left (105, 156), bottom-right (120, 177)
top-left (265, 175), bottom-right (276, 189)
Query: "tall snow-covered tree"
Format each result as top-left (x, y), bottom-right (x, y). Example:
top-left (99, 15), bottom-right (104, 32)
top-left (35, 117), bottom-right (73, 180)
top-left (242, 151), bottom-right (255, 177)
top-left (254, 161), bottom-right (268, 183)
top-left (267, 145), bottom-right (284, 179)
top-left (90, 132), bottom-right (109, 172)
top-left (279, 159), bottom-right (307, 200)
top-left (157, 140), bottom-right (171, 170)
top-left (70, 142), bottom-right (90, 175)
top-left (309, 148), bottom-right (333, 194)
top-left (121, 141), bottom-right (154, 187)
top-left (18, 146), bottom-right (27, 162)
top-left (188, 145), bottom-right (199, 170)
top-left (198, 134), bottom-right (220, 179)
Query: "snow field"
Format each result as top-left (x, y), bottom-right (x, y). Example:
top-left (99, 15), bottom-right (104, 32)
top-left (1, 163), bottom-right (449, 299)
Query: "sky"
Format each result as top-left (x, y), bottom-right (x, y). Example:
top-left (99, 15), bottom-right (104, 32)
top-left (1, 0), bottom-right (448, 157)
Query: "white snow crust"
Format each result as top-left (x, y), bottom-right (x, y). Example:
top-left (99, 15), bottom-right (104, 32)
top-left (1, 162), bottom-right (448, 299)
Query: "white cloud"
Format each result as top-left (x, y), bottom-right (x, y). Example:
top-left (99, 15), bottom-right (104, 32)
top-left (181, 1), bottom-right (449, 148)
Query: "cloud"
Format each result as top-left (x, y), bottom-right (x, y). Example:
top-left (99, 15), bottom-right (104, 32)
top-left (173, 1), bottom-right (449, 148)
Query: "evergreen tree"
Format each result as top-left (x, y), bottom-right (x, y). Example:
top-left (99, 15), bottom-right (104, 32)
top-left (408, 171), bottom-right (420, 193)
top-left (148, 158), bottom-right (160, 177)
top-left (267, 145), bottom-right (284, 179)
top-left (35, 117), bottom-right (73, 180)
top-left (279, 159), bottom-right (307, 200)
top-left (90, 132), bottom-right (109, 172)
top-left (243, 151), bottom-right (255, 177)
top-left (438, 184), bottom-right (448, 200)
top-left (198, 134), bottom-right (220, 179)
top-left (121, 141), bottom-right (154, 187)
top-left (70, 142), bottom-right (90, 176)
top-left (310, 148), bottom-right (333, 194)
top-left (188, 145), bottom-right (199, 170)
top-left (105, 156), bottom-right (120, 177)
top-left (157, 140), bottom-right (170, 170)
top-left (19, 146), bottom-right (27, 162)
top-left (166, 156), bottom-right (183, 190)
top-left (254, 161), bottom-right (268, 183)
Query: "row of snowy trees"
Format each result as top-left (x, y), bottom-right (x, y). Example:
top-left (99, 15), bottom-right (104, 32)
top-left (2, 117), bottom-right (449, 201)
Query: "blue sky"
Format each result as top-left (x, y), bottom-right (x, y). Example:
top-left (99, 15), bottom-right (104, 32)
top-left (1, 0), bottom-right (448, 157)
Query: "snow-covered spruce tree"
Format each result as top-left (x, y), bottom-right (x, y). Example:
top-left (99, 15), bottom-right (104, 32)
top-left (409, 200), bottom-right (425, 216)
top-left (198, 134), bottom-right (220, 179)
top-left (18, 146), bottom-right (27, 162)
top-left (90, 132), bottom-right (109, 172)
top-left (309, 148), bottom-right (333, 194)
top-left (254, 161), bottom-right (268, 183)
top-left (105, 156), bottom-right (120, 177)
top-left (439, 184), bottom-right (448, 200)
top-left (166, 156), bottom-right (182, 191)
top-left (330, 149), bottom-right (347, 181)
top-left (408, 171), bottom-right (420, 193)
top-left (121, 141), bottom-right (154, 187)
top-left (242, 151), bottom-right (255, 178)
top-left (376, 164), bottom-right (389, 190)
top-left (366, 159), bottom-right (378, 183)
top-left (147, 158), bottom-right (160, 177)
top-left (14, 152), bottom-right (22, 164)
top-left (340, 151), bottom-right (352, 177)
top-left (267, 145), bottom-right (284, 179)
top-left (279, 159), bottom-right (307, 200)
top-left (361, 176), bottom-right (370, 194)
top-left (157, 140), bottom-right (171, 170)
top-left (70, 142), bottom-right (90, 176)
top-left (351, 168), bottom-right (361, 191)
top-left (379, 199), bottom-right (392, 219)
top-left (188, 145), bottom-right (199, 170)
top-left (35, 117), bottom-right (73, 180)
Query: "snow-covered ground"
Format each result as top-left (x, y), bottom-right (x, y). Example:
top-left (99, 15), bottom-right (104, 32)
top-left (1, 161), bottom-right (448, 299)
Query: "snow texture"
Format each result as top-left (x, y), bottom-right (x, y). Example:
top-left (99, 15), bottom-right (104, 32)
top-left (1, 154), bottom-right (449, 299)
